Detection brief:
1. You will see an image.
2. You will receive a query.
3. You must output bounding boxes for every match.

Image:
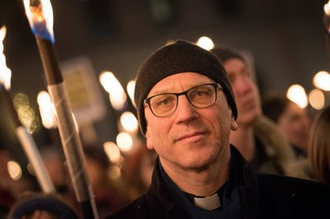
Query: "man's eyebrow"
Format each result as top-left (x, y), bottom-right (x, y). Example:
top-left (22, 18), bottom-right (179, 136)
top-left (150, 88), bottom-right (172, 95)
top-left (150, 82), bottom-right (214, 96)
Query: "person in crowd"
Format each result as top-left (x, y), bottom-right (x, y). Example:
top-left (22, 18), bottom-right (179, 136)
top-left (40, 147), bottom-right (72, 194)
top-left (0, 143), bottom-right (34, 218)
top-left (211, 46), bottom-right (297, 176)
top-left (308, 105), bottom-right (330, 184)
top-left (83, 145), bottom-right (128, 218)
top-left (262, 94), bottom-right (310, 157)
top-left (107, 40), bottom-right (330, 219)
top-left (121, 140), bottom-right (157, 200)
top-left (6, 191), bottom-right (79, 219)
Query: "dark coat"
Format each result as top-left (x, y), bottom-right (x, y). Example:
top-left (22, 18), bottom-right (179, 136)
top-left (107, 146), bottom-right (330, 219)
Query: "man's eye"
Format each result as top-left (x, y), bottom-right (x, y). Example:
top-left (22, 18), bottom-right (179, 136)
top-left (191, 89), bottom-right (212, 98)
top-left (156, 96), bottom-right (175, 106)
top-left (193, 91), bottom-right (207, 97)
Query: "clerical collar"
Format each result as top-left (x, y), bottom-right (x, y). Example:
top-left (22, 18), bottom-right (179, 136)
top-left (157, 146), bottom-right (244, 217)
top-left (184, 181), bottom-right (227, 211)
top-left (193, 193), bottom-right (221, 211)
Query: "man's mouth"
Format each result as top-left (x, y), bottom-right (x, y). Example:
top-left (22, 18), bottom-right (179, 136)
top-left (176, 131), bottom-right (207, 143)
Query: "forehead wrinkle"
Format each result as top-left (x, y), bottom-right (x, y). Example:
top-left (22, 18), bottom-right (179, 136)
top-left (148, 74), bottom-right (214, 97)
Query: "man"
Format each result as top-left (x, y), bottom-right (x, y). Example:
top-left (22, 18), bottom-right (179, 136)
top-left (107, 40), bottom-right (330, 219)
top-left (211, 46), bottom-right (300, 176)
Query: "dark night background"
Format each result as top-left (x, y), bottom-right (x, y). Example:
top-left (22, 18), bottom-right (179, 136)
top-left (0, 0), bottom-right (329, 175)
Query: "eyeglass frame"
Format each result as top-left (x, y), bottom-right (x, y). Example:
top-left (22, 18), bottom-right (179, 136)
top-left (143, 83), bottom-right (223, 117)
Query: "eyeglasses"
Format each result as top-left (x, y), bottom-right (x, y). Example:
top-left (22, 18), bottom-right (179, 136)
top-left (144, 83), bottom-right (222, 117)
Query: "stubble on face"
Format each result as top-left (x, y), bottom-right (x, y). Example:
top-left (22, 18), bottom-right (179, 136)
top-left (145, 73), bottom-right (233, 174)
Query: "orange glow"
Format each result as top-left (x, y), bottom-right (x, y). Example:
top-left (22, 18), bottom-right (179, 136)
top-left (286, 84), bottom-right (308, 108)
top-left (313, 71), bottom-right (330, 91)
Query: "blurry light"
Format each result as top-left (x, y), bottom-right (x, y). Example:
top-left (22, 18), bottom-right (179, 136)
top-left (120, 111), bottom-right (138, 133)
top-left (37, 91), bottom-right (57, 129)
top-left (325, 1), bottom-right (330, 16)
top-left (313, 71), bottom-right (330, 91)
top-left (7, 160), bottom-right (22, 180)
top-left (0, 26), bottom-right (12, 90)
top-left (286, 84), bottom-right (308, 108)
top-left (103, 141), bottom-right (121, 163)
top-left (27, 162), bottom-right (35, 176)
top-left (196, 36), bottom-right (214, 51)
top-left (13, 93), bottom-right (30, 108)
top-left (116, 132), bottom-right (133, 152)
top-left (126, 80), bottom-right (136, 107)
top-left (108, 165), bottom-right (121, 180)
top-left (99, 71), bottom-right (127, 110)
top-left (14, 93), bottom-right (40, 134)
top-left (308, 89), bottom-right (325, 110)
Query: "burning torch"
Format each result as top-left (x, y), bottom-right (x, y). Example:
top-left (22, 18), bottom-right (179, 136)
top-left (22, 1), bottom-right (99, 218)
top-left (0, 25), bottom-right (55, 193)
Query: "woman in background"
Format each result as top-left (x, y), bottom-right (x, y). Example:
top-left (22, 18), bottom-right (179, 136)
top-left (262, 95), bottom-right (311, 157)
top-left (308, 105), bottom-right (330, 184)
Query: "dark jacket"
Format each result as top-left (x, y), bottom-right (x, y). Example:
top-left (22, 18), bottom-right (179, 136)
top-left (107, 146), bottom-right (330, 219)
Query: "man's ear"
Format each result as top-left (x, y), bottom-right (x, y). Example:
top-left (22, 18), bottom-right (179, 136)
top-left (231, 116), bottom-right (238, 131)
top-left (146, 130), bottom-right (154, 150)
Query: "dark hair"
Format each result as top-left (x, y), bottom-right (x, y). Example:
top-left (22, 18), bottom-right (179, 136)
top-left (308, 105), bottom-right (330, 184)
top-left (262, 95), bottom-right (291, 123)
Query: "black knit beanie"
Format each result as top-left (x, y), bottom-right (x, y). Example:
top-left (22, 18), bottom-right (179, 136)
top-left (134, 40), bottom-right (237, 136)
top-left (211, 45), bottom-right (246, 63)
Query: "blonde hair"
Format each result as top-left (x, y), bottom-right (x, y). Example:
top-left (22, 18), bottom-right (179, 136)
top-left (308, 105), bottom-right (330, 184)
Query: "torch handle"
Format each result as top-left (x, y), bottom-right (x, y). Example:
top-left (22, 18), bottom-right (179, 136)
top-left (16, 127), bottom-right (56, 193)
top-left (0, 86), bottom-right (21, 127)
top-left (47, 83), bottom-right (99, 219)
top-left (35, 38), bottom-right (63, 85)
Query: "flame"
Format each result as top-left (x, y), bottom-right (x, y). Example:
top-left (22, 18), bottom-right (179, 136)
top-left (0, 26), bottom-right (12, 90)
top-left (23, 0), bottom-right (55, 43)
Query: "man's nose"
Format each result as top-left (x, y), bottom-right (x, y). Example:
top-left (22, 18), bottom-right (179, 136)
top-left (175, 95), bottom-right (198, 123)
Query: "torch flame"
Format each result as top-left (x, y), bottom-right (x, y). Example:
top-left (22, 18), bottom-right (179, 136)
top-left (23, 0), bottom-right (55, 43)
top-left (0, 26), bottom-right (12, 90)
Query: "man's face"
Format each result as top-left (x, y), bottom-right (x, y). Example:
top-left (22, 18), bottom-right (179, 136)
top-left (223, 58), bottom-right (261, 126)
top-left (144, 72), bottom-right (237, 172)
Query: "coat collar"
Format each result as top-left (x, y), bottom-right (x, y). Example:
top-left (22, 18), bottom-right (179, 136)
top-left (146, 145), bottom-right (260, 219)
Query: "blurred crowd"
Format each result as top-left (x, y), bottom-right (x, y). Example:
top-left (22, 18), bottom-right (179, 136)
top-left (0, 43), bottom-right (330, 219)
